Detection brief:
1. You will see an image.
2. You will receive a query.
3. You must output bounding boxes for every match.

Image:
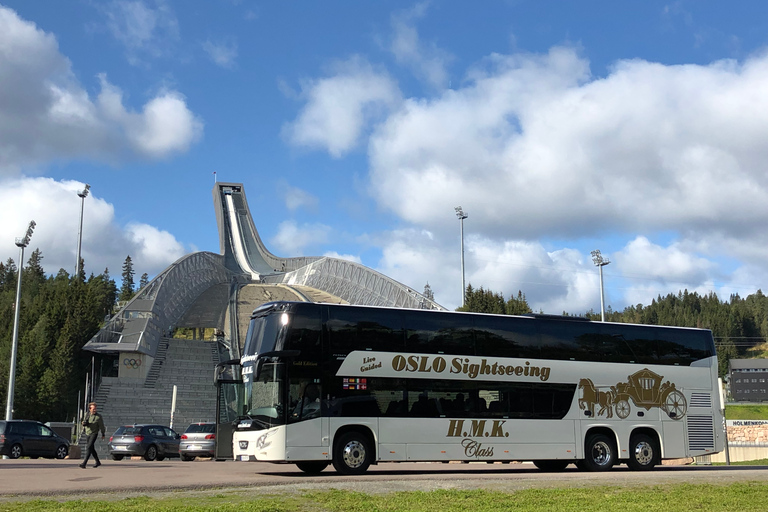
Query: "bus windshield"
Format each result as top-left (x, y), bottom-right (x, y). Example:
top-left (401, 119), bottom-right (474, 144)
top-left (241, 361), bottom-right (285, 428)
top-left (242, 309), bottom-right (284, 359)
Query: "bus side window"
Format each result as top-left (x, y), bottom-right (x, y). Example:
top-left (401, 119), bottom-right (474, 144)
top-left (404, 311), bottom-right (474, 355)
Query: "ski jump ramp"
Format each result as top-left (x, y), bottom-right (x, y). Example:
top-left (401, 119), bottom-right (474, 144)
top-left (84, 182), bottom-right (444, 367)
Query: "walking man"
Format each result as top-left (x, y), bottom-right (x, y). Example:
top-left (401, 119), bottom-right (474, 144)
top-left (80, 402), bottom-right (106, 469)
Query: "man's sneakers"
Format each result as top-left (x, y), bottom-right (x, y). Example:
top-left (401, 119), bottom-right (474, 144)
top-left (94, 462), bottom-right (101, 468)
top-left (79, 463), bottom-right (86, 469)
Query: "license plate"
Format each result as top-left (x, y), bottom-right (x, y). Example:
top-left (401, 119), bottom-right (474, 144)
top-left (114, 446), bottom-right (127, 450)
top-left (185, 445), bottom-right (198, 450)
top-left (240, 455), bottom-right (249, 461)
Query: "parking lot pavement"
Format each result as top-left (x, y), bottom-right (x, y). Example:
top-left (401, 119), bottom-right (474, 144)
top-left (4, 458), bottom-right (768, 501)
top-left (0, 458), bottom-right (265, 497)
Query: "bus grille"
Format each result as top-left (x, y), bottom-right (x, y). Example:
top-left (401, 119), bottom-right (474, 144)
top-left (687, 415), bottom-right (715, 451)
top-left (689, 393), bottom-right (712, 408)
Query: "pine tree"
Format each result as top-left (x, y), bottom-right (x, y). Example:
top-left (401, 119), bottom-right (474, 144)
top-left (139, 273), bottom-right (149, 290)
top-left (119, 256), bottom-right (135, 303)
top-left (423, 282), bottom-right (434, 301)
top-left (506, 290), bottom-right (532, 315)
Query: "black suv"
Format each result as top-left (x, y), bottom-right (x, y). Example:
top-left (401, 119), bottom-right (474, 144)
top-left (0, 420), bottom-right (70, 459)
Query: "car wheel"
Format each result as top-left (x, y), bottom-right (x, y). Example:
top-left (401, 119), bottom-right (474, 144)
top-left (144, 445), bottom-right (158, 461)
top-left (9, 444), bottom-right (22, 459)
top-left (296, 461), bottom-right (330, 474)
top-left (111, 454), bottom-right (124, 461)
top-left (55, 445), bottom-right (68, 460)
top-left (332, 431), bottom-right (372, 475)
top-left (182, 455), bottom-right (195, 461)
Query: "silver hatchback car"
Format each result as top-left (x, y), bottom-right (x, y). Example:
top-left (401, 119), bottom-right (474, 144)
top-left (179, 422), bottom-right (216, 461)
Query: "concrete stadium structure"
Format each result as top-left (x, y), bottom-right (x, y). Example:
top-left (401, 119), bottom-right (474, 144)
top-left (81, 183), bottom-right (444, 450)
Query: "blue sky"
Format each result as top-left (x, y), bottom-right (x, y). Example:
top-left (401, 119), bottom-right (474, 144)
top-left (1, 1), bottom-right (768, 313)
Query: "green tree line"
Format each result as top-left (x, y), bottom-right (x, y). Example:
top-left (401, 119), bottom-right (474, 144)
top-left (459, 284), bottom-right (768, 378)
top-left (0, 251), bottom-right (140, 422)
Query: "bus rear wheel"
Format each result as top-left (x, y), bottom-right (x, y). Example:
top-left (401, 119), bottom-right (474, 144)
top-left (627, 433), bottom-right (659, 471)
top-left (583, 433), bottom-right (616, 472)
top-left (333, 432), bottom-right (372, 475)
top-left (296, 461), bottom-right (330, 474)
top-left (533, 460), bottom-right (570, 472)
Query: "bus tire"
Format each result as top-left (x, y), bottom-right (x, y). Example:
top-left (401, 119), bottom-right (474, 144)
top-left (533, 460), bottom-right (570, 472)
top-left (627, 433), bottom-right (659, 471)
top-left (583, 433), bottom-right (616, 472)
top-left (333, 432), bottom-right (372, 475)
top-left (296, 461), bottom-right (330, 474)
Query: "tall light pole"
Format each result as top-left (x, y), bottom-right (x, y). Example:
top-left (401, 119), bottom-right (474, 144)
top-left (455, 206), bottom-right (468, 307)
top-left (75, 184), bottom-right (90, 279)
top-left (591, 249), bottom-right (610, 322)
top-left (5, 221), bottom-right (35, 421)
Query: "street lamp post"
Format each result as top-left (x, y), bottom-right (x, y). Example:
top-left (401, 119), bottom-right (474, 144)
top-left (5, 221), bottom-right (35, 421)
top-left (75, 184), bottom-right (90, 279)
top-left (590, 249), bottom-right (610, 322)
top-left (455, 206), bottom-right (468, 307)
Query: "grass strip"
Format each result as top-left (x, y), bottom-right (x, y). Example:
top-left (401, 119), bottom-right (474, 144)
top-left (5, 483), bottom-right (768, 512)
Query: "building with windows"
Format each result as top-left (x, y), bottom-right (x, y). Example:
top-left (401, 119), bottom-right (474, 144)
top-left (729, 359), bottom-right (768, 402)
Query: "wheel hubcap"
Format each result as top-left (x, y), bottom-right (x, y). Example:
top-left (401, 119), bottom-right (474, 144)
top-left (591, 441), bottom-right (612, 466)
top-left (342, 440), bottom-right (366, 469)
top-left (634, 441), bottom-right (653, 465)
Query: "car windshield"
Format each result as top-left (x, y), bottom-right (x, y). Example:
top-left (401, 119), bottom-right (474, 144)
top-left (120, 427), bottom-right (142, 436)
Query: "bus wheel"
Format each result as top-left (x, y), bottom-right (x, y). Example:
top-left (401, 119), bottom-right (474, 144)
top-left (627, 434), bottom-right (658, 471)
top-left (533, 460), bottom-right (569, 472)
top-left (333, 432), bottom-right (372, 475)
top-left (583, 433), bottom-right (616, 472)
top-left (296, 461), bottom-right (330, 474)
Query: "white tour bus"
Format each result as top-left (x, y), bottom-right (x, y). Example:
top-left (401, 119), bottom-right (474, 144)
top-left (226, 301), bottom-right (724, 474)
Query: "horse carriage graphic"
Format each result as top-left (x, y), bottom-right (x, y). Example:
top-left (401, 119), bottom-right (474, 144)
top-left (579, 368), bottom-right (687, 420)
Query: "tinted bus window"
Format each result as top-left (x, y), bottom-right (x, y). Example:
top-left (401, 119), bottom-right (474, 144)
top-left (474, 315), bottom-right (540, 359)
top-left (600, 325), bottom-right (658, 365)
top-left (656, 328), bottom-right (714, 365)
top-left (538, 321), bottom-right (601, 362)
top-left (284, 307), bottom-right (322, 361)
top-left (327, 307), bottom-right (405, 354)
top-left (404, 311), bottom-right (474, 355)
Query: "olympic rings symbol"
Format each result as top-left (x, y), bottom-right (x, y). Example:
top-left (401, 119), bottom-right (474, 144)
top-left (123, 358), bottom-right (142, 369)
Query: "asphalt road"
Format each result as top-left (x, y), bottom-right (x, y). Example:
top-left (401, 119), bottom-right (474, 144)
top-left (2, 458), bottom-right (768, 502)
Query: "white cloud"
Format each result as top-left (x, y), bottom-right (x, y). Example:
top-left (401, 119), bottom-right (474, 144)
top-left (369, 46), bottom-right (768, 244)
top-left (271, 220), bottom-right (331, 256)
top-left (373, 228), bottom-right (603, 312)
top-left (279, 183), bottom-right (319, 212)
top-left (202, 38), bottom-right (238, 69)
top-left (98, 0), bottom-right (180, 64)
top-left (390, 3), bottom-right (453, 90)
top-left (357, 45), bottom-right (768, 311)
top-left (0, 176), bottom-right (186, 278)
top-left (283, 56), bottom-right (402, 157)
top-left (0, 6), bottom-right (202, 173)
top-left (323, 251), bottom-right (362, 264)
top-left (615, 236), bottom-right (716, 285)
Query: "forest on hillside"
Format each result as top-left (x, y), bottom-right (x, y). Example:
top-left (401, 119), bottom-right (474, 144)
top-left (0, 250), bottom-right (140, 422)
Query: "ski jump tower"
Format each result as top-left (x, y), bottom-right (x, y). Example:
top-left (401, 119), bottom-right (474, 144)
top-left (84, 182), bottom-right (445, 380)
